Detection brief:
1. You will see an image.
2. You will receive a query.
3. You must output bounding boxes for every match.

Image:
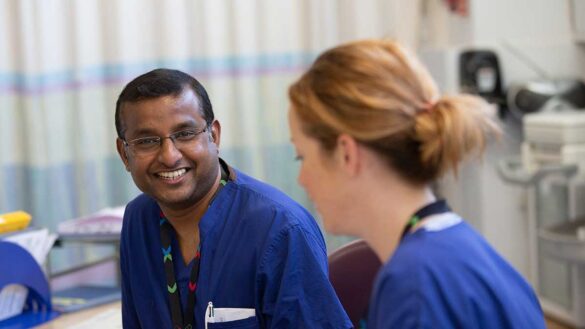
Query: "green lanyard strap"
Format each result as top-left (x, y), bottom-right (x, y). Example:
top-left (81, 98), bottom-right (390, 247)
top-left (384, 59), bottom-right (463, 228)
top-left (400, 200), bottom-right (450, 240)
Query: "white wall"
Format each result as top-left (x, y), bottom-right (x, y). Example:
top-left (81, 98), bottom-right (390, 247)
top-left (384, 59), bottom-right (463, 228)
top-left (462, 2), bottom-right (585, 323)
top-left (471, 0), bottom-right (585, 277)
top-left (471, 0), bottom-right (585, 85)
top-left (422, 0), bottom-right (585, 280)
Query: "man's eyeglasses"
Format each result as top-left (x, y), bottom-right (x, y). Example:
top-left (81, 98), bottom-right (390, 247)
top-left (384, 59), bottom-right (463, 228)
top-left (122, 126), bottom-right (208, 157)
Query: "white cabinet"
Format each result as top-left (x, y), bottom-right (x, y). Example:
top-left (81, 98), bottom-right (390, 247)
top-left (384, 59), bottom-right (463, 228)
top-left (573, 0), bottom-right (585, 43)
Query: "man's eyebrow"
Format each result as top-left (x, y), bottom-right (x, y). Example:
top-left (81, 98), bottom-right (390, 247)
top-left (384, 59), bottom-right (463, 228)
top-left (172, 120), bottom-right (200, 131)
top-left (128, 120), bottom-right (202, 138)
top-left (127, 127), bottom-right (158, 138)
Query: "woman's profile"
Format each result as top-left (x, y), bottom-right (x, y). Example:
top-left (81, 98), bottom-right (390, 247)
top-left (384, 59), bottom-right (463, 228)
top-left (288, 39), bottom-right (545, 328)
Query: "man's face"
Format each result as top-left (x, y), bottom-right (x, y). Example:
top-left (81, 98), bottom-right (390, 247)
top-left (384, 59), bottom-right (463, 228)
top-left (116, 89), bottom-right (221, 211)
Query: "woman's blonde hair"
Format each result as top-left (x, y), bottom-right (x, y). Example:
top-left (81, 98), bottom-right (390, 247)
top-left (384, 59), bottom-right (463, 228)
top-left (289, 39), bottom-right (500, 185)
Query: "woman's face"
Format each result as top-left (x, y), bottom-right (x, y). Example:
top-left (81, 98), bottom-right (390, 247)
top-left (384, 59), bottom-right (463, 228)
top-left (288, 108), bottom-right (348, 234)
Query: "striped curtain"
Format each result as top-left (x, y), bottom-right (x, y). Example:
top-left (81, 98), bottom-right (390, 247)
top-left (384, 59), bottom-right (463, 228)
top-left (0, 0), bottom-right (423, 254)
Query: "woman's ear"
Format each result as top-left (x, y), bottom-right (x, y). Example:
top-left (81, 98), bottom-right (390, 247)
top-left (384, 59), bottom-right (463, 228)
top-left (336, 134), bottom-right (360, 176)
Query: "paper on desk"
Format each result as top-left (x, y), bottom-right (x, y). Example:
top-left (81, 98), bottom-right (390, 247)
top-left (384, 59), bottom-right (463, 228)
top-left (0, 228), bottom-right (57, 321)
top-left (0, 284), bottom-right (28, 322)
top-left (3, 228), bottom-right (57, 265)
top-left (58, 207), bottom-right (125, 236)
top-left (66, 308), bottom-right (122, 329)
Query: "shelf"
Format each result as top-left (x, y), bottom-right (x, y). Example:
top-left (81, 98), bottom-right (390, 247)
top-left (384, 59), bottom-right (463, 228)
top-left (539, 218), bottom-right (585, 264)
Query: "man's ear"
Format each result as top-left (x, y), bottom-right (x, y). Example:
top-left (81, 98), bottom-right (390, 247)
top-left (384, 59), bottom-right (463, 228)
top-left (336, 134), bottom-right (360, 176)
top-left (116, 138), bottom-right (131, 171)
top-left (210, 120), bottom-right (221, 149)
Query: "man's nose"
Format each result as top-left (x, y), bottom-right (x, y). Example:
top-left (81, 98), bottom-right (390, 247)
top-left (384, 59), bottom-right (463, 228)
top-left (157, 137), bottom-right (182, 166)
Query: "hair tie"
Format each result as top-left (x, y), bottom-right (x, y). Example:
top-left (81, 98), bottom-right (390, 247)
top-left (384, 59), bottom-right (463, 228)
top-left (421, 100), bottom-right (437, 113)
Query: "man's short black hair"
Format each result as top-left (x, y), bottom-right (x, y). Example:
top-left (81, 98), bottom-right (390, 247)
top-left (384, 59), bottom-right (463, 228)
top-left (115, 68), bottom-right (214, 139)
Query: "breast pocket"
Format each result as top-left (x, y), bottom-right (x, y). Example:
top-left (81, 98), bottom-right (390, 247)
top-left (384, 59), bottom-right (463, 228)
top-left (207, 316), bottom-right (258, 329)
top-left (205, 305), bottom-right (258, 329)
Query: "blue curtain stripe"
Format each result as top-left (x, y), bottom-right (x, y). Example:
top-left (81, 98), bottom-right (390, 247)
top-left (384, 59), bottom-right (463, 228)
top-left (0, 53), bottom-right (316, 95)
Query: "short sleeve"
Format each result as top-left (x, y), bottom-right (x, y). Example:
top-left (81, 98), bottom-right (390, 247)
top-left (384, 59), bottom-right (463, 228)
top-left (257, 223), bottom-right (352, 329)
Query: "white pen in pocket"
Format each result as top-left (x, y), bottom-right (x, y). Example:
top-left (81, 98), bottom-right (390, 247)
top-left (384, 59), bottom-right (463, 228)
top-left (204, 301), bottom-right (255, 329)
top-left (205, 301), bottom-right (214, 329)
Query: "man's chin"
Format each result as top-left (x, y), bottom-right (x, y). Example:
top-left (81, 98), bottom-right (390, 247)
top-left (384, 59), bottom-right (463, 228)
top-left (152, 193), bottom-right (194, 210)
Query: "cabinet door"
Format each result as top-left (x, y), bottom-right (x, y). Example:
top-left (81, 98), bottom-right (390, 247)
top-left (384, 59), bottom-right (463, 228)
top-left (573, 0), bottom-right (585, 43)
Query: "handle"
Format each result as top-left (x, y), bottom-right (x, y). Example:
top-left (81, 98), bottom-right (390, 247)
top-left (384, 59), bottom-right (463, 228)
top-left (497, 157), bottom-right (578, 186)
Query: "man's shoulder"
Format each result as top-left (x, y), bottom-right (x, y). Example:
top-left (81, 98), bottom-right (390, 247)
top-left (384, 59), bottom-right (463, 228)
top-left (229, 169), bottom-right (321, 235)
top-left (232, 169), bottom-right (286, 197)
top-left (232, 169), bottom-right (307, 215)
top-left (121, 193), bottom-right (158, 233)
top-left (125, 193), bottom-right (157, 215)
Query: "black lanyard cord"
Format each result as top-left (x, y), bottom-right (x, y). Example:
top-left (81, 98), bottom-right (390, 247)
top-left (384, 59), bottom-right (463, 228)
top-left (400, 199), bottom-right (451, 240)
top-left (159, 167), bottom-right (229, 329)
top-left (160, 219), bottom-right (195, 329)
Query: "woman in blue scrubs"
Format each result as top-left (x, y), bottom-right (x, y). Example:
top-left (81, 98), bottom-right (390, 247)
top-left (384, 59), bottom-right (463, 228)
top-left (287, 39), bottom-right (546, 328)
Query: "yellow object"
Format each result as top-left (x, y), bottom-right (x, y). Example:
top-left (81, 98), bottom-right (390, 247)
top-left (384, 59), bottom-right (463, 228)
top-left (0, 211), bottom-right (32, 234)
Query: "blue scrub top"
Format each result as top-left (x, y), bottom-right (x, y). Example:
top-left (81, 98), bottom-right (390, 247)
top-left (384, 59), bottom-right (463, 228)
top-left (120, 163), bottom-right (351, 329)
top-left (368, 213), bottom-right (545, 329)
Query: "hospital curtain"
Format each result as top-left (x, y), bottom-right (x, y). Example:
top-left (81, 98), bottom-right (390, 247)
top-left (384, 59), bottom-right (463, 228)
top-left (0, 0), bottom-right (423, 255)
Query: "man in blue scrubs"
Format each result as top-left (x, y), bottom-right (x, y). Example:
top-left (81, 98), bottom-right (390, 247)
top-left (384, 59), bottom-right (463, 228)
top-left (115, 69), bottom-right (351, 329)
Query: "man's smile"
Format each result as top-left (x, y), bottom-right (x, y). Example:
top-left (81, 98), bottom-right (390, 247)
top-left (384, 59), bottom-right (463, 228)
top-left (156, 168), bottom-right (189, 180)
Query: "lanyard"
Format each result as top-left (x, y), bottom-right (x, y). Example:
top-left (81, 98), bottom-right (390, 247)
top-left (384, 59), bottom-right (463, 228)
top-left (400, 199), bottom-right (450, 240)
top-left (159, 167), bottom-right (229, 329)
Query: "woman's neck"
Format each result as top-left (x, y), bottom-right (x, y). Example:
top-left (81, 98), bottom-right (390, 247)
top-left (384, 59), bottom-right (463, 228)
top-left (356, 176), bottom-right (436, 263)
